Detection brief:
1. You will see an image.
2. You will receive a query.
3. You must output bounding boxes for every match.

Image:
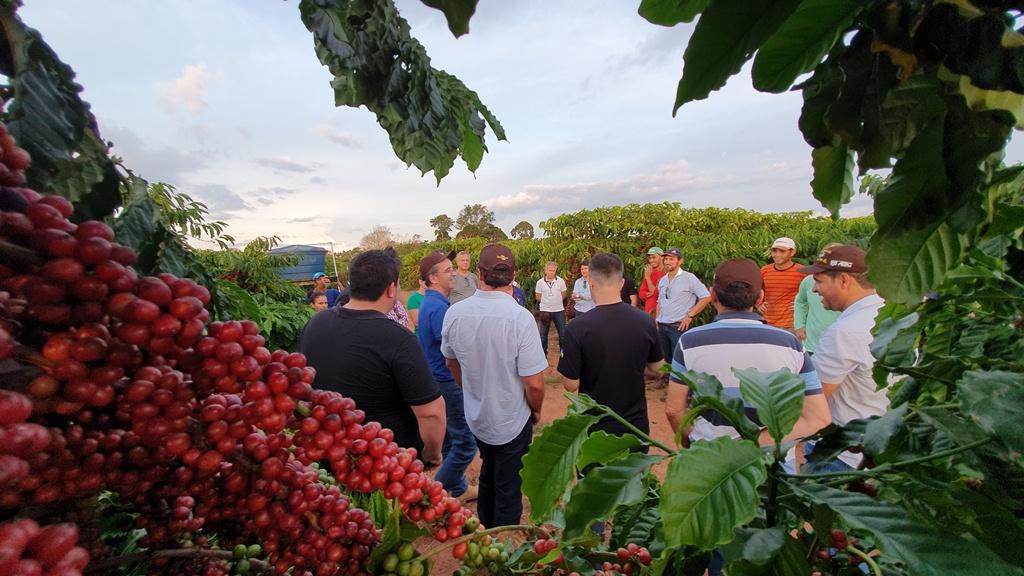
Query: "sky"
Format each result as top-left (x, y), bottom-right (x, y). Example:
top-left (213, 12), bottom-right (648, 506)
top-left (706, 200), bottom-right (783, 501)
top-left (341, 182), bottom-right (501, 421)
top-left (21, 1), bottom-right (1024, 250)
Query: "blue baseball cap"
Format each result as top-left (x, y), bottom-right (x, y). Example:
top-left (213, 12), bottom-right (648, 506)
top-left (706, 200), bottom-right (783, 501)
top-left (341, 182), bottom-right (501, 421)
top-left (313, 272), bottom-right (327, 280)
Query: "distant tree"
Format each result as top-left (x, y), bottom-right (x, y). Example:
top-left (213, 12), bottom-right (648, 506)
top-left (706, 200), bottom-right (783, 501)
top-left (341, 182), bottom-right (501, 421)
top-left (457, 222), bottom-right (507, 242)
top-left (455, 203), bottom-right (495, 230)
top-left (510, 220), bottom-right (534, 240)
top-left (359, 224), bottom-right (395, 250)
top-left (429, 214), bottom-right (454, 241)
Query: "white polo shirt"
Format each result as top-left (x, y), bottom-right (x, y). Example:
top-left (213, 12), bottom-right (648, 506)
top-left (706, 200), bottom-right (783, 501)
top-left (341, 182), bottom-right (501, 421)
top-left (814, 293), bottom-right (888, 467)
top-left (441, 290), bottom-right (549, 445)
top-left (534, 276), bottom-right (567, 312)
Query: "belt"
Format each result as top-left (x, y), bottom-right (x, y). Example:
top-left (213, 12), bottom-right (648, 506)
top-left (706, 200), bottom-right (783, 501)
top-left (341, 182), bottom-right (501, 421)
top-left (658, 321), bottom-right (682, 327)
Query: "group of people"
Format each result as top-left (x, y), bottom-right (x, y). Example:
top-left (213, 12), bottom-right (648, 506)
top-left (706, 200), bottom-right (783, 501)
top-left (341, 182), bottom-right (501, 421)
top-left (298, 245), bottom-right (545, 528)
top-left (296, 236), bottom-right (890, 535)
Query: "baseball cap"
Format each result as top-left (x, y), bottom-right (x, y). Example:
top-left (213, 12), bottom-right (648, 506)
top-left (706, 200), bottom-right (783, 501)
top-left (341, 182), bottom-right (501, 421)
top-left (664, 248), bottom-right (683, 258)
top-left (713, 258), bottom-right (763, 293)
top-left (646, 247), bottom-right (664, 256)
top-left (312, 272), bottom-right (326, 280)
top-left (798, 244), bottom-right (867, 274)
top-left (478, 243), bottom-right (515, 272)
top-left (418, 250), bottom-right (452, 281)
top-left (771, 237), bottom-right (797, 250)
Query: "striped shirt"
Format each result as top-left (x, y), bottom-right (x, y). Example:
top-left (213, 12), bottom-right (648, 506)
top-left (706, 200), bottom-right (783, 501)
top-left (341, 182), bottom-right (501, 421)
top-left (760, 263), bottom-right (806, 329)
top-left (670, 311), bottom-right (821, 441)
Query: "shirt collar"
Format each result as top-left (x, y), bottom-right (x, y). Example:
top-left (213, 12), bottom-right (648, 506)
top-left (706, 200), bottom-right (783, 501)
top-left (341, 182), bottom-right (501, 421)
top-left (474, 289), bottom-right (512, 299)
top-left (713, 311), bottom-right (766, 323)
top-left (425, 288), bottom-right (449, 301)
top-left (841, 293), bottom-right (884, 318)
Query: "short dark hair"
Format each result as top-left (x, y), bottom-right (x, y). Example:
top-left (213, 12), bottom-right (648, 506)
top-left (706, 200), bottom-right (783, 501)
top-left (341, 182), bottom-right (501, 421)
top-left (310, 291), bottom-right (327, 302)
top-left (715, 281), bottom-right (759, 311)
top-left (822, 269), bottom-right (874, 289)
top-left (588, 252), bottom-right (622, 286)
top-left (579, 259), bottom-right (590, 267)
top-left (348, 249), bottom-right (399, 301)
top-left (480, 267), bottom-right (514, 288)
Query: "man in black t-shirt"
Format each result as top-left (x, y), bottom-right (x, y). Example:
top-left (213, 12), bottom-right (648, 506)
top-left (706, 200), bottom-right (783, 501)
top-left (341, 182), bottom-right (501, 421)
top-left (298, 250), bottom-right (446, 466)
top-left (558, 253), bottom-right (663, 437)
top-left (620, 275), bottom-right (639, 307)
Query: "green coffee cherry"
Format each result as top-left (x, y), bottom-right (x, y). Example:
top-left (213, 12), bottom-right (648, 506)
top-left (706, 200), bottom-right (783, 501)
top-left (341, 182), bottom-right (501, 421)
top-left (398, 542), bottom-right (416, 561)
top-left (246, 544), bottom-right (262, 557)
top-left (232, 544), bottom-right (247, 559)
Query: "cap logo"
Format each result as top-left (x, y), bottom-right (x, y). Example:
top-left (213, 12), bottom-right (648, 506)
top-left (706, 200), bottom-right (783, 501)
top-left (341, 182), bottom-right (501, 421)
top-left (496, 254), bottom-right (509, 261)
top-left (829, 259), bottom-right (853, 268)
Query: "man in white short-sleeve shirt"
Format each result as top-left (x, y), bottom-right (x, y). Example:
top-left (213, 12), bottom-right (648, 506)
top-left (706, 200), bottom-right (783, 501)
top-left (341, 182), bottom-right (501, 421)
top-left (442, 243), bottom-right (548, 527)
top-left (799, 244), bottom-right (888, 470)
top-left (534, 261), bottom-right (568, 357)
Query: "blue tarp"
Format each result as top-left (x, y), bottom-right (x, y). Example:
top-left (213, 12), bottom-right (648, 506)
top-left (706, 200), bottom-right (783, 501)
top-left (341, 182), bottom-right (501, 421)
top-left (269, 244), bottom-right (327, 281)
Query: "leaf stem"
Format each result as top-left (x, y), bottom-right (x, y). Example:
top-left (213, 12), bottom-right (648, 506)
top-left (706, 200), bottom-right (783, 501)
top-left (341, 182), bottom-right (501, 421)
top-left (569, 392), bottom-right (676, 455)
top-left (419, 524), bottom-right (550, 561)
top-left (783, 437), bottom-right (991, 480)
top-left (84, 548), bottom-right (273, 574)
top-left (846, 544), bottom-right (883, 576)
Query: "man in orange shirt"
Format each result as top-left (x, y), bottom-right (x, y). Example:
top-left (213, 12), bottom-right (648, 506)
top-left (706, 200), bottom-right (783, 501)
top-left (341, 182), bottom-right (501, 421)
top-left (759, 237), bottom-right (806, 330)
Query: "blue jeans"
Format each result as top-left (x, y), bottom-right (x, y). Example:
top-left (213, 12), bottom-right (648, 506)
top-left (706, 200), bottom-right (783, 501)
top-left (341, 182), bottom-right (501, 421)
top-left (476, 420), bottom-right (532, 527)
top-left (435, 379), bottom-right (477, 497)
top-left (657, 322), bottom-right (683, 366)
top-left (538, 310), bottom-right (565, 356)
top-left (803, 441), bottom-right (855, 473)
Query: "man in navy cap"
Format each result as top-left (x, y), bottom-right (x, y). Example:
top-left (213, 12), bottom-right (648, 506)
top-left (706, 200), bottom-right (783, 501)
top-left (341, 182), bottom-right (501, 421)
top-left (654, 248), bottom-right (712, 369)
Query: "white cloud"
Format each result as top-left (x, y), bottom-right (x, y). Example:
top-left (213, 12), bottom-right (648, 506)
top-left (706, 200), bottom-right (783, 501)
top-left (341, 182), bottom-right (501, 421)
top-left (255, 157), bottom-right (321, 173)
top-left (311, 122), bottom-right (361, 148)
top-left (158, 64), bottom-right (217, 114)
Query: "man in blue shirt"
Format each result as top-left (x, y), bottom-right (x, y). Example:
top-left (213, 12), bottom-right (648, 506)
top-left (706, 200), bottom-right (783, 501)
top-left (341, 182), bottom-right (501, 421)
top-left (654, 248), bottom-right (712, 366)
top-left (417, 251), bottom-right (478, 500)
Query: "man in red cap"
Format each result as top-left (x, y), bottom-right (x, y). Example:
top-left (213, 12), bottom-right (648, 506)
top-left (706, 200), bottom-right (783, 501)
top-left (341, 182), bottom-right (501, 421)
top-left (799, 244), bottom-right (887, 472)
top-left (441, 244), bottom-right (548, 527)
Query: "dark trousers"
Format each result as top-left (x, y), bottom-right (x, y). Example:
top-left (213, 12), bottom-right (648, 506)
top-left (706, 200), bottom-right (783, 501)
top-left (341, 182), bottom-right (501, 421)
top-left (657, 322), bottom-right (684, 366)
top-left (435, 379), bottom-right (477, 496)
top-left (538, 310), bottom-right (566, 356)
top-left (475, 420), bottom-right (532, 528)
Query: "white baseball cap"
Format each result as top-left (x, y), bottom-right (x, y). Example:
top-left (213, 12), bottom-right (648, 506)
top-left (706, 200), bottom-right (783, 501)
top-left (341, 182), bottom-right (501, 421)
top-left (771, 237), bottom-right (796, 250)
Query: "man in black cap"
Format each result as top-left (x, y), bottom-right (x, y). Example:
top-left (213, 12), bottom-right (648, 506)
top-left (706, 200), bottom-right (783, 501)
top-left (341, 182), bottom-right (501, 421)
top-left (416, 250), bottom-right (478, 501)
top-left (799, 244), bottom-right (887, 472)
top-left (441, 244), bottom-right (548, 527)
top-left (298, 250), bottom-right (446, 467)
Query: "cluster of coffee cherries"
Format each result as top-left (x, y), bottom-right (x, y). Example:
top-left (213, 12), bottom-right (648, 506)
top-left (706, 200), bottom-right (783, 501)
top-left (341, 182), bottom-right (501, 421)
top-left (0, 519), bottom-right (90, 576)
top-left (0, 115), bottom-right (487, 576)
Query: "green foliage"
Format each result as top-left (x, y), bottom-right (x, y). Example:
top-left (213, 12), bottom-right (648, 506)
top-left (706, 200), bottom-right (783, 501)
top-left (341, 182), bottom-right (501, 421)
top-left (660, 437), bottom-right (767, 549)
top-left (143, 182), bottom-right (235, 250)
top-left (562, 453), bottom-right (661, 541)
top-left (510, 220), bottom-right (534, 240)
top-left (428, 213), bottom-right (454, 241)
top-left (734, 368), bottom-right (805, 445)
top-left (0, 4), bottom-right (121, 221)
top-left (298, 0), bottom-right (505, 182)
top-left (520, 412), bottom-right (596, 522)
top-left (454, 203), bottom-right (495, 230)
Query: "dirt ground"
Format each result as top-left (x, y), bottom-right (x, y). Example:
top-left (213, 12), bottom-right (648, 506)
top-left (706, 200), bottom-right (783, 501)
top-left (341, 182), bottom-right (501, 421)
top-left (424, 330), bottom-right (674, 574)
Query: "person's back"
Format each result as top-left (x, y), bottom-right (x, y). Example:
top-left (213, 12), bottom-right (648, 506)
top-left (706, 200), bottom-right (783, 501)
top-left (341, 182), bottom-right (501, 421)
top-left (559, 253), bottom-right (662, 436)
top-left (444, 292), bottom-right (541, 438)
top-left (298, 249), bottom-right (444, 463)
top-left (299, 307), bottom-right (433, 449)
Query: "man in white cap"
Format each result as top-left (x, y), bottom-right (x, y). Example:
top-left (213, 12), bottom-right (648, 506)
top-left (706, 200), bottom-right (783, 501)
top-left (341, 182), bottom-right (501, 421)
top-left (759, 237), bottom-right (805, 330)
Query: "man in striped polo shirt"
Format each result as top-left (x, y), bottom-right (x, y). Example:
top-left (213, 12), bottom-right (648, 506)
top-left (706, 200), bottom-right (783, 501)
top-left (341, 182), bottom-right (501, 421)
top-left (665, 258), bottom-right (831, 447)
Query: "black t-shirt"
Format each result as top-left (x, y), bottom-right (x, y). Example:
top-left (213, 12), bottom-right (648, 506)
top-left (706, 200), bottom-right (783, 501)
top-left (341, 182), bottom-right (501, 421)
top-left (620, 276), bottom-right (639, 304)
top-left (557, 302), bottom-right (662, 435)
top-left (298, 306), bottom-right (440, 451)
